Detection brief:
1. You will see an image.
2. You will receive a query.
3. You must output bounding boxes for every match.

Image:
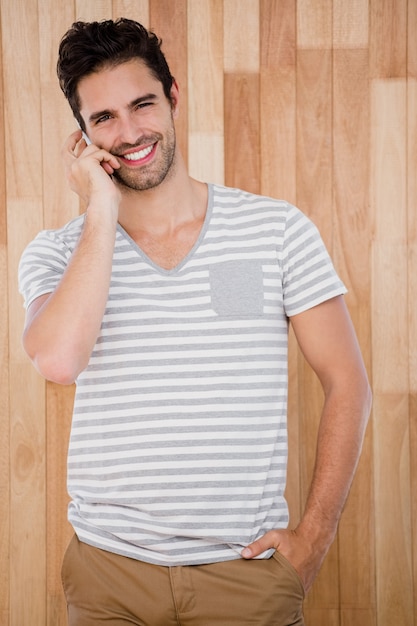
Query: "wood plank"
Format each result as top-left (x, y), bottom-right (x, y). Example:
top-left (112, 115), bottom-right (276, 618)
top-left (223, 0), bottom-right (259, 73)
top-left (369, 0), bottom-right (407, 78)
top-left (297, 0), bottom-right (332, 49)
top-left (113, 0), bottom-right (149, 24)
top-left (223, 0), bottom-right (259, 192)
top-left (0, 6), bottom-right (9, 621)
top-left (341, 609), bottom-right (376, 626)
top-left (188, 0), bottom-right (224, 183)
top-left (304, 607), bottom-right (340, 626)
top-left (10, 364), bottom-right (46, 626)
top-left (259, 1), bottom-right (299, 526)
top-left (333, 0), bottom-right (368, 49)
top-left (332, 49), bottom-right (370, 309)
top-left (298, 362), bottom-right (341, 616)
top-left (0, 254), bottom-right (9, 624)
top-left (39, 0), bottom-right (79, 230)
top-left (408, 0), bottom-right (417, 79)
top-left (373, 394), bottom-right (413, 624)
top-left (296, 49), bottom-right (333, 245)
top-left (2, 8), bottom-right (47, 626)
top-left (0, 0), bottom-right (42, 200)
top-left (75, 0), bottom-right (112, 22)
top-left (370, 81), bottom-right (407, 395)
top-left (224, 73), bottom-right (260, 193)
top-left (46, 383), bottom-right (73, 626)
top-left (150, 0), bottom-right (188, 165)
top-left (296, 44), bottom-right (338, 616)
top-left (408, 80), bottom-right (417, 397)
top-left (260, 0), bottom-right (296, 203)
top-left (332, 48), bottom-right (374, 615)
top-left (407, 77), bottom-right (417, 626)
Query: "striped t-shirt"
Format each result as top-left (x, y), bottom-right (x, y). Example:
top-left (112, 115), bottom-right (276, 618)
top-left (19, 183), bottom-right (347, 566)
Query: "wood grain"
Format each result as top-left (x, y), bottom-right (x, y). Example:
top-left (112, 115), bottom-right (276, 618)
top-left (1, 2), bottom-right (415, 625)
top-left (224, 74), bottom-right (260, 193)
top-left (296, 49), bottom-right (333, 244)
top-left (333, 0), bottom-right (369, 48)
top-left (150, 0), bottom-right (188, 163)
top-left (188, 0), bottom-right (224, 183)
top-left (370, 0), bottom-right (407, 78)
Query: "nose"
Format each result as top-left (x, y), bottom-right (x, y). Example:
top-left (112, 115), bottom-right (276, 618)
top-left (116, 115), bottom-right (143, 146)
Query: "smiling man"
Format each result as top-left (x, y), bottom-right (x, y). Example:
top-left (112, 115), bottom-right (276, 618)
top-left (18, 18), bottom-right (371, 626)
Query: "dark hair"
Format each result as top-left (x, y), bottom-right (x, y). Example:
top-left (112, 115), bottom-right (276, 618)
top-left (57, 18), bottom-right (174, 130)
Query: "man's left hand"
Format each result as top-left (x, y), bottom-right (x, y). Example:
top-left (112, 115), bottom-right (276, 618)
top-left (241, 527), bottom-right (332, 594)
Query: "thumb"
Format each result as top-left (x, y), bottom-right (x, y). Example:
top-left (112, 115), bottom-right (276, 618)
top-left (241, 530), bottom-right (282, 559)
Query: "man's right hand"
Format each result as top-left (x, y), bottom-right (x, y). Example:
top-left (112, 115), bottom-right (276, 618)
top-left (62, 130), bottom-right (122, 208)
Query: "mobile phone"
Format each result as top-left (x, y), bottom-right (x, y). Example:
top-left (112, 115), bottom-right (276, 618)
top-left (81, 130), bottom-right (91, 145)
top-left (75, 120), bottom-right (91, 145)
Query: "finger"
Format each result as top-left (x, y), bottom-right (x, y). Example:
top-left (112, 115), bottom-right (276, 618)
top-left (241, 530), bottom-right (282, 559)
top-left (63, 129), bottom-right (83, 153)
top-left (102, 161), bottom-right (115, 175)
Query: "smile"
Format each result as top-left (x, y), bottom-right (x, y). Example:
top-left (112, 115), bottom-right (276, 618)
top-left (123, 144), bottom-right (155, 161)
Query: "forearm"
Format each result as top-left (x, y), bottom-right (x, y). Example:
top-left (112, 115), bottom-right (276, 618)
top-left (23, 204), bottom-right (118, 384)
top-left (297, 377), bottom-right (372, 548)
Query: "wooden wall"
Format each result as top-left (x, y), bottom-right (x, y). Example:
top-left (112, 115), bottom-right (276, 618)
top-left (1, 0), bottom-right (415, 624)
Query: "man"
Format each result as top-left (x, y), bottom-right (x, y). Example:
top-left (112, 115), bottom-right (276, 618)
top-left (18, 18), bottom-right (372, 626)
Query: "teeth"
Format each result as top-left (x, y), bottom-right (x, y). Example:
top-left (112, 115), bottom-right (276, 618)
top-left (124, 145), bottom-right (154, 161)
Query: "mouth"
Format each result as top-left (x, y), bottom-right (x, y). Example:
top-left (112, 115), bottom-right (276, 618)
top-left (119, 143), bottom-right (156, 165)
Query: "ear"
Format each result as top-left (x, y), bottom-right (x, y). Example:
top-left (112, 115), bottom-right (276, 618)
top-left (170, 79), bottom-right (180, 118)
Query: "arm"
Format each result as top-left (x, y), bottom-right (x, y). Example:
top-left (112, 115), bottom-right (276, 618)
top-left (22, 131), bottom-right (121, 385)
top-left (242, 295), bottom-right (372, 592)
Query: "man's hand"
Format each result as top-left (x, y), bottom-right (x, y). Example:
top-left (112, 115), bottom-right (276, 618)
top-left (62, 130), bottom-right (121, 206)
top-left (241, 526), bottom-right (331, 593)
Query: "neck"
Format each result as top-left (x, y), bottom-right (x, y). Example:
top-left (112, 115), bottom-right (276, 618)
top-left (117, 153), bottom-right (207, 236)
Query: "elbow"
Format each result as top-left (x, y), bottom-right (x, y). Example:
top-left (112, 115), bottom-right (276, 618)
top-left (33, 352), bottom-right (81, 385)
top-left (22, 333), bottom-right (83, 385)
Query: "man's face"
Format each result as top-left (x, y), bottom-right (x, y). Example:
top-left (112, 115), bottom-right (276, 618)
top-left (78, 59), bottom-right (178, 191)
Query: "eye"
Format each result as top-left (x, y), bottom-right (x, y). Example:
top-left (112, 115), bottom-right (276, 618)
top-left (136, 101), bottom-right (153, 110)
top-left (95, 113), bottom-right (112, 125)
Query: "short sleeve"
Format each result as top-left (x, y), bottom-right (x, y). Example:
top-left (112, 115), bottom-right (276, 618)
top-left (281, 206), bottom-right (347, 317)
top-left (18, 216), bottom-right (84, 309)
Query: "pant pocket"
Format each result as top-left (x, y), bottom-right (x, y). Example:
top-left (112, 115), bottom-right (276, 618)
top-left (61, 534), bottom-right (77, 597)
top-left (271, 550), bottom-right (305, 598)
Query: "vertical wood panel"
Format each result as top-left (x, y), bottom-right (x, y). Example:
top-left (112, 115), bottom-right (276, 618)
top-left (370, 0), bottom-right (407, 78)
top-left (1, 2), bottom-right (415, 625)
top-left (224, 74), bottom-right (260, 192)
top-left (333, 47), bottom-right (375, 623)
top-left (333, 0), bottom-right (368, 48)
top-left (296, 49), bottom-right (333, 242)
top-left (296, 5), bottom-right (337, 621)
top-left (259, 0), bottom-right (300, 529)
top-left (297, 0), bottom-right (332, 48)
top-left (295, 54), bottom-right (334, 615)
top-left (0, 5), bottom-right (9, 623)
top-left (223, 0), bottom-right (259, 73)
top-left (187, 0), bottom-right (224, 183)
top-left (150, 0), bottom-right (188, 163)
top-left (407, 69), bottom-right (417, 623)
top-left (260, 0), bottom-right (296, 203)
top-left (371, 79), bottom-right (413, 624)
top-left (224, 0), bottom-right (260, 193)
top-left (113, 0), bottom-right (149, 24)
top-left (2, 0), bottom-right (46, 623)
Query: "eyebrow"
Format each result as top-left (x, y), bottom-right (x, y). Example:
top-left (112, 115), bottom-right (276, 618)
top-left (88, 93), bottom-right (159, 124)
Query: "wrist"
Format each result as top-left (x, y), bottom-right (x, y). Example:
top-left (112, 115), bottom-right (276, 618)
top-left (295, 513), bottom-right (338, 551)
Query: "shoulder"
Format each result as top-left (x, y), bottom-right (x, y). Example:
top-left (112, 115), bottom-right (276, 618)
top-left (210, 184), bottom-right (317, 233)
top-left (21, 214), bottom-right (85, 258)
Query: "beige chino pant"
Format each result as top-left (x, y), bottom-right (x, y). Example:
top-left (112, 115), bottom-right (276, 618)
top-left (62, 534), bottom-right (305, 625)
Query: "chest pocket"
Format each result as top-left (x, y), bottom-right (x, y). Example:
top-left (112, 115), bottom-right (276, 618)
top-left (209, 260), bottom-right (265, 317)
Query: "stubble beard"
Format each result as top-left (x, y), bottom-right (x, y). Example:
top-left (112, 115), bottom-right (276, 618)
top-left (112, 124), bottom-right (177, 192)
